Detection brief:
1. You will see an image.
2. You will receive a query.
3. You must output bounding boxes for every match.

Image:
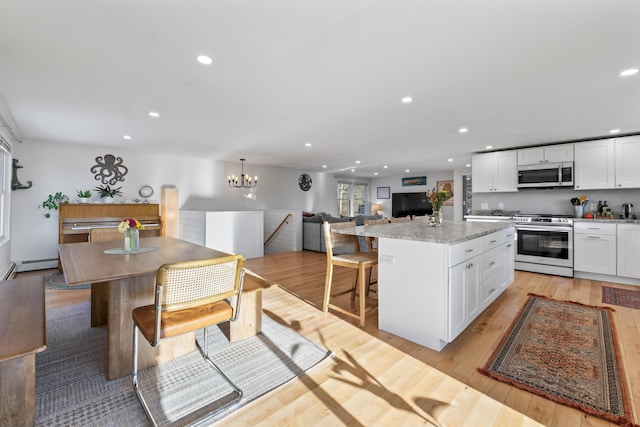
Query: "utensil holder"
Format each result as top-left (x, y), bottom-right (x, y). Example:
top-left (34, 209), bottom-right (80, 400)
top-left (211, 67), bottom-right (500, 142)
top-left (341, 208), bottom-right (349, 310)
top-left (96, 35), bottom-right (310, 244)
top-left (573, 205), bottom-right (584, 218)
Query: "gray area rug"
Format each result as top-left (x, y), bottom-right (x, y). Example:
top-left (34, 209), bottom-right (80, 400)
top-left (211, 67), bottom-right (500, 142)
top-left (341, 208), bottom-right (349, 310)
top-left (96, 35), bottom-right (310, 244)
top-left (36, 302), bottom-right (332, 426)
top-left (45, 272), bottom-right (91, 290)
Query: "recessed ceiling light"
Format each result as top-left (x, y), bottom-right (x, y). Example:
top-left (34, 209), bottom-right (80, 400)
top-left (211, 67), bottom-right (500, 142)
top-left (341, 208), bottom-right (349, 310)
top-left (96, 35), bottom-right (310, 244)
top-left (351, 169), bottom-right (356, 172)
top-left (466, 164), bottom-right (471, 167)
top-left (374, 172), bottom-right (378, 176)
top-left (485, 145), bottom-right (493, 150)
top-left (447, 158), bottom-right (453, 162)
top-left (383, 165), bottom-right (388, 169)
top-left (355, 160), bottom-right (361, 164)
top-left (405, 169), bottom-right (410, 173)
top-left (609, 129), bottom-right (621, 134)
top-left (620, 68), bottom-right (638, 77)
top-left (305, 142), bottom-right (312, 147)
top-left (459, 128), bottom-right (468, 133)
top-left (123, 135), bottom-right (132, 140)
top-left (197, 55), bottom-right (212, 65)
top-left (401, 97), bottom-right (413, 104)
top-left (322, 165), bottom-right (327, 168)
top-left (149, 111), bottom-right (159, 118)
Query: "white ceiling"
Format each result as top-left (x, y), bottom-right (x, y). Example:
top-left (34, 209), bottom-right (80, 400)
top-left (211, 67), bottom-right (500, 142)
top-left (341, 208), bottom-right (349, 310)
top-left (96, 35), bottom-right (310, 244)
top-left (1, 0), bottom-right (639, 177)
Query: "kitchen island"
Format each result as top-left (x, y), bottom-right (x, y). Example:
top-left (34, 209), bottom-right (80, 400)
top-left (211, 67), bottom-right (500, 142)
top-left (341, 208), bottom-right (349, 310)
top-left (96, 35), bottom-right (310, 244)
top-left (340, 220), bottom-right (515, 351)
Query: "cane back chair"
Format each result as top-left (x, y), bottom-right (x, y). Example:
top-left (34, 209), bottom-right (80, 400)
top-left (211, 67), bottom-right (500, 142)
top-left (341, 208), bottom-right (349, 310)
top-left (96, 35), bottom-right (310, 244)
top-left (131, 254), bottom-right (245, 426)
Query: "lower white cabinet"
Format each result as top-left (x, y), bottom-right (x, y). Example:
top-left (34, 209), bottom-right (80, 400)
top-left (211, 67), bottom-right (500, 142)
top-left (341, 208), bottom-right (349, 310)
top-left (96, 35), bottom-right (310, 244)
top-left (574, 223), bottom-right (616, 275)
top-left (448, 258), bottom-right (479, 340)
top-left (617, 223), bottom-right (640, 279)
top-left (377, 227), bottom-right (515, 351)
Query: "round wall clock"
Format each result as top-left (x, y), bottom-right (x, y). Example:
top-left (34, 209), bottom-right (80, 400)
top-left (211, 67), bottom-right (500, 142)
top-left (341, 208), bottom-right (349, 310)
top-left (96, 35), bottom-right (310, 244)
top-left (298, 174), bottom-right (312, 191)
top-left (138, 185), bottom-right (154, 202)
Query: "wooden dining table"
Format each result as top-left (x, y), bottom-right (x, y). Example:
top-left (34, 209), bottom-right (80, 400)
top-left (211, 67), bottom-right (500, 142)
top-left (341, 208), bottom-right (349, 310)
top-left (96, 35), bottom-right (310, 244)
top-left (59, 236), bottom-right (235, 380)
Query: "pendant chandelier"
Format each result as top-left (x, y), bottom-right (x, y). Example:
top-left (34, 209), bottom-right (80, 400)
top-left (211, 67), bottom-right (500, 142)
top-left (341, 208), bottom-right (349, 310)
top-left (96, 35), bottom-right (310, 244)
top-left (228, 158), bottom-right (257, 188)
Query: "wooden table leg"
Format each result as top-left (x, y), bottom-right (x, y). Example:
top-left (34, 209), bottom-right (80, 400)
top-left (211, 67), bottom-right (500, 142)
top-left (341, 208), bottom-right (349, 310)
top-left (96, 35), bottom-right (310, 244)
top-left (90, 283), bottom-right (108, 327)
top-left (106, 275), bottom-right (195, 380)
top-left (219, 288), bottom-right (262, 343)
top-left (0, 354), bottom-right (35, 427)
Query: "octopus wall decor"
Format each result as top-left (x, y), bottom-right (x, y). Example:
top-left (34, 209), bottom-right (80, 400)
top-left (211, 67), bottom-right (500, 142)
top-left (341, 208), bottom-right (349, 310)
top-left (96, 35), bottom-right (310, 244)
top-left (91, 154), bottom-right (128, 185)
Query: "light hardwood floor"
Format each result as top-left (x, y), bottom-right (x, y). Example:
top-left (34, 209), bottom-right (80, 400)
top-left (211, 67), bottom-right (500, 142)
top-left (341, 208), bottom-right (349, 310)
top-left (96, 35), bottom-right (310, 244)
top-left (28, 251), bottom-right (639, 426)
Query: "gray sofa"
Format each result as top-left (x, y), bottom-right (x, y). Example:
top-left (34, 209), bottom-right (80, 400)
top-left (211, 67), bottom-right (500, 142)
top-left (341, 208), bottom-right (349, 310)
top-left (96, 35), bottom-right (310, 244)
top-left (302, 213), bottom-right (382, 253)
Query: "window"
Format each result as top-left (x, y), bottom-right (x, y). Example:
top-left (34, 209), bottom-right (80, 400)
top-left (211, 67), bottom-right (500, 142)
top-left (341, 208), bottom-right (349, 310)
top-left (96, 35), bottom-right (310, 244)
top-left (337, 181), bottom-right (368, 217)
top-left (0, 135), bottom-right (10, 239)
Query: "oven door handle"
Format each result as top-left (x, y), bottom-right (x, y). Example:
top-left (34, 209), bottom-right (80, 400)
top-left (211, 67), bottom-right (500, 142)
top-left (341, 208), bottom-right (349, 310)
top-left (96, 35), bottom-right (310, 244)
top-left (515, 226), bottom-right (573, 232)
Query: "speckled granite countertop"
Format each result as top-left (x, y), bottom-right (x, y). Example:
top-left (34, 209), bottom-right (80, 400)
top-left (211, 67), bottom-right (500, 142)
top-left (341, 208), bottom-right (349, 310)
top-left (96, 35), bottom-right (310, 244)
top-left (333, 221), bottom-right (513, 245)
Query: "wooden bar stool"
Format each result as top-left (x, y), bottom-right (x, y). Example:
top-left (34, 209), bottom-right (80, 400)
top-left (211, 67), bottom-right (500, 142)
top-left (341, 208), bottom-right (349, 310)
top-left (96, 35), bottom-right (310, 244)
top-left (322, 221), bottom-right (378, 327)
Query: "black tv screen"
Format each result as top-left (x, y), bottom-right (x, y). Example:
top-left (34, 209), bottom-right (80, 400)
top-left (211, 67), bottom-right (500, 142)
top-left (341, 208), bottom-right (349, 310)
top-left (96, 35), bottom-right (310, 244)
top-left (392, 192), bottom-right (433, 218)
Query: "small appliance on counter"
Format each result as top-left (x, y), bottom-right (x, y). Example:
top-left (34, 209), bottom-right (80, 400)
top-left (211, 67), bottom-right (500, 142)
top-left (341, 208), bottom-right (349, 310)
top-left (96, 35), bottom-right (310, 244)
top-left (622, 202), bottom-right (634, 219)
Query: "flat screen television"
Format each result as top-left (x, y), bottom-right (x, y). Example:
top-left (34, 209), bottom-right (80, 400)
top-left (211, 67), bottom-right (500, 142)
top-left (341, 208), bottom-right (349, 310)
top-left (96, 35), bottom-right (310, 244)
top-left (392, 192), bottom-right (433, 218)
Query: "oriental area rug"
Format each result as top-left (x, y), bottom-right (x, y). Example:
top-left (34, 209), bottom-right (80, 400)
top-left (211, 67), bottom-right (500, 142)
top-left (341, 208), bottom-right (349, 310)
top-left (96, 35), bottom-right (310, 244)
top-left (479, 294), bottom-right (635, 426)
top-left (603, 286), bottom-right (640, 310)
top-left (36, 302), bottom-right (332, 426)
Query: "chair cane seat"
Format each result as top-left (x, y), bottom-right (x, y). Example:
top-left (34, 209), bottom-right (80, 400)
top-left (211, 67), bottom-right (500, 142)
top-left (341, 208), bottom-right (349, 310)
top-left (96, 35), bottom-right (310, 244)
top-left (132, 301), bottom-right (233, 343)
top-left (331, 252), bottom-right (377, 265)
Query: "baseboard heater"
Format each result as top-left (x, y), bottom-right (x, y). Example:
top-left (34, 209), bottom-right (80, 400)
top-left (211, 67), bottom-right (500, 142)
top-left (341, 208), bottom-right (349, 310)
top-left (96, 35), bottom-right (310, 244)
top-left (1, 262), bottom-right (17, 280)
top-left (17, 258), bottom-right (58, 272)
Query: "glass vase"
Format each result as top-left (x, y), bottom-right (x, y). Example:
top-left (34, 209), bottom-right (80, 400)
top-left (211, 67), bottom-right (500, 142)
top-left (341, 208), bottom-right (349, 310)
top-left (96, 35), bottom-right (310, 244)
top-left (124, 228), bottom-right (140, 252)
top-left (432, 210), bottom-right (442, 226)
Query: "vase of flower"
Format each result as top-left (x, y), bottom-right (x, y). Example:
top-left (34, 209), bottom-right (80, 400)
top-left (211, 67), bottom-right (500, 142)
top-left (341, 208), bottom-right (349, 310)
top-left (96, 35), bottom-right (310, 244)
top-left (427, 187), bottom-right (452, 227)
top-left (118, 217), bottom-right (144, 252)
top-left (432, 210), bottom-right (442, 226)
top-left (124, 228), bottom-right (139, 252)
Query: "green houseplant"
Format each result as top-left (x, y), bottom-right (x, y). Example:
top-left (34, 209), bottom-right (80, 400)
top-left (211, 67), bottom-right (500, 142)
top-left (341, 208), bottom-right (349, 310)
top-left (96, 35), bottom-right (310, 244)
top-left (77, 189), bottom-right (92, 203)
top-left (40, 192), bottom-right (70, 218)
top-left (94, 185), bottom-right (123, 203)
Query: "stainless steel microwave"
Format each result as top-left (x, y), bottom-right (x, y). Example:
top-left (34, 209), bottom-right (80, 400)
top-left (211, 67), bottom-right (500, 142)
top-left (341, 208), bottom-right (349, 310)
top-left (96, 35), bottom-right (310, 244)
top-left (517, 162), bottom-right (574, 188)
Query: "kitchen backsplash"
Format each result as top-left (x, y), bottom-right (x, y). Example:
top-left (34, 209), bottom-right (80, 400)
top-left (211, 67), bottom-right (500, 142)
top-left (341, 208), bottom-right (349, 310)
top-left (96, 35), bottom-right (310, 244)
top-left (473, 187), bottom-right (640, 217)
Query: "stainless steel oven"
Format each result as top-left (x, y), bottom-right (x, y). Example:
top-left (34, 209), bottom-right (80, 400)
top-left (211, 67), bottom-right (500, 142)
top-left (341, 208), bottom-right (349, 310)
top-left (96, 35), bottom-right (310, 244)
top-left (513, 215), bottom-right (573, 277)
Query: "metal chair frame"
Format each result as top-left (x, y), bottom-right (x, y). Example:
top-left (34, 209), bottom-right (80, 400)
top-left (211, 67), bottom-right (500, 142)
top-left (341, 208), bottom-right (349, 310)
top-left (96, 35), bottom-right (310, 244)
top-left (132, 255), bottom-right (245, 426)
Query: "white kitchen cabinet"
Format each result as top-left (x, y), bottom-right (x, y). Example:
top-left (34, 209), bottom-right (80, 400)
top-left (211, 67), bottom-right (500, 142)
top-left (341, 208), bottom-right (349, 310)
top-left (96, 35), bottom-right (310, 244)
top-left (448, 259), bottom-right (479, 340)
top-left (574, 223), bottom-right (616, 275)
top-left (517, 143), bottom-right (574, 165)
top-left (472, 151), bottom-right (518, 192)
top-left (377, 226), bottom-right (515, 351)
top-left (617, 223), bottom-right (640, 279)
top-left (500, 230), bottom-right (515, 289)
top-left (574, 140), bottom-right (615, 190)
top-left (614, 136), bottom-right (640, 188)
top-left (574, 137), bottom-right (640, 190)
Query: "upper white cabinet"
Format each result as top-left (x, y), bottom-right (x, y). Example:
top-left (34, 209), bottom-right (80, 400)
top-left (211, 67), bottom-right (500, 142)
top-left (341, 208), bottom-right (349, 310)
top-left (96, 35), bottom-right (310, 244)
top-left (472, 151), bottom-right (518, 193)
top-left (614, 136), bottom-right (640, 188)
top-left (574, 139), bottom-right (615, 189)
top-left (574, 136), bottom-right (640, 189)
top-left (517, 143), bottom-right (574, 165)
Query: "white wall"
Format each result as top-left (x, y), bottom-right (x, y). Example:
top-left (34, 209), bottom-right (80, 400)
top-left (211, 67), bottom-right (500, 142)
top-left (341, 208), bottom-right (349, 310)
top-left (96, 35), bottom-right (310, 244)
top-left (11, 140), bottom-right (341, 264)
top-left (369, 171), bottom-right (455, 220)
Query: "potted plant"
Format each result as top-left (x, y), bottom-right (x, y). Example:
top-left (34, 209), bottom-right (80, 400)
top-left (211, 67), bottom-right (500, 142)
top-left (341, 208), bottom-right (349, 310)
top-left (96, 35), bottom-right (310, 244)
top-left (76, 189), bottom-right (92, 203)
top-left (94, 184), bottom-right (123, 203)
top-left (39, 192), bottom-right (70, 218)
